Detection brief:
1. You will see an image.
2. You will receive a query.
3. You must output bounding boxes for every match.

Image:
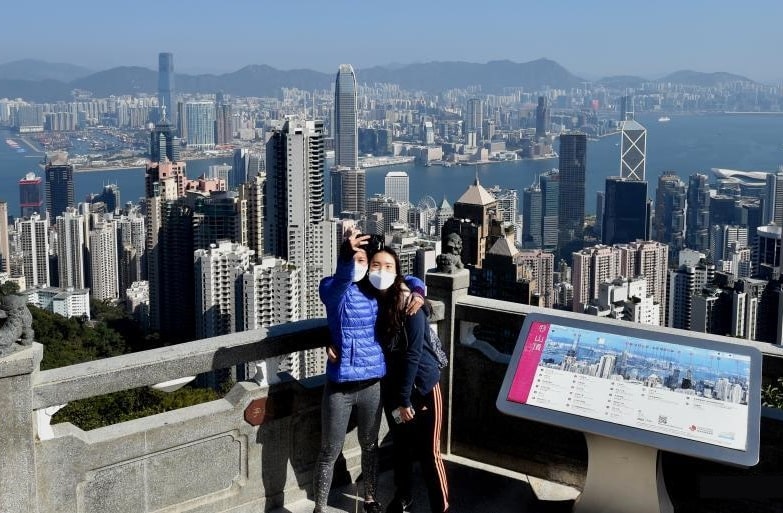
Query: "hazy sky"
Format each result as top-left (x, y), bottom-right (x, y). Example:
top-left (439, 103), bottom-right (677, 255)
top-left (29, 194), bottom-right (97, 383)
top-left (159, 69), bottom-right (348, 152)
top-left (2, 0), bottom-right (781, 81)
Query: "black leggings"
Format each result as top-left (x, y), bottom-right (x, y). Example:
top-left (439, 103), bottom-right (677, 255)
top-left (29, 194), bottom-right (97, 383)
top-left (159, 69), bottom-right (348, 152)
top-left (384, 383), bottom-right (449, 513)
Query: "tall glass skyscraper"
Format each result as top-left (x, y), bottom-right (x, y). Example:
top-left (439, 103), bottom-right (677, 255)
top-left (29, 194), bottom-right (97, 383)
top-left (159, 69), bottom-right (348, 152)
top-left (601, 177), bottom-right (650, 245)
top-left (620, 119), bottom-right (646, 181)
top-left (557, 132), bottom-right (586, 255)
top-left (686, 173), bottom-right (711, 252)
top-left (45, 162), bottom-right (74, 219)
top-left (158, 52), bottom-right (175, 125)
top-left (535, 96), bottom-right (549, 139)
top-left (653, 172), bottom-right (686, 255)
top-left (19, 172), bottom-right (43, 218)
top-left (185, 102), bottom-right (216, 149)
top-left (334, 64), bottom-right (358, 169)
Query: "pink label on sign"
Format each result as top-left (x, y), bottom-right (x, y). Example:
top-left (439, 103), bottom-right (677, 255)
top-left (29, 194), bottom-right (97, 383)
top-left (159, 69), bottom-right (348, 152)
top-left (507, 321), bottom-right (550, 404)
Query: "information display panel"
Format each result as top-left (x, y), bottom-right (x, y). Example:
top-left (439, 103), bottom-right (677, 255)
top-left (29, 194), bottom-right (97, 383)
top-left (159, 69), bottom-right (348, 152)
top-left (497, 311), bottom-right (761, 466)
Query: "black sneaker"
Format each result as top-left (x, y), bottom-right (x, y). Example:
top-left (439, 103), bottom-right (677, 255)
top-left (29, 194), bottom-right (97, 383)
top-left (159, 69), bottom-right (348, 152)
top-left (385, 496), bottom-right (412, 513)
top-left (364, 501), bottom-right (383, 513)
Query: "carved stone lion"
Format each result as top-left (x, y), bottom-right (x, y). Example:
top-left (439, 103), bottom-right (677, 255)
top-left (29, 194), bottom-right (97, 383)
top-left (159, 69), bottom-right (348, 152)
top-left (0, 293), bottom-right (34, 356)
top-left (436, 232), bottom-right (465, 274)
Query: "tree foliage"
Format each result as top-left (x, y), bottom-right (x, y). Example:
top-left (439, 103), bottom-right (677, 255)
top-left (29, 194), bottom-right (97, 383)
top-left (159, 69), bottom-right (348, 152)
top-left (32, 300), bottom-right (224, 429)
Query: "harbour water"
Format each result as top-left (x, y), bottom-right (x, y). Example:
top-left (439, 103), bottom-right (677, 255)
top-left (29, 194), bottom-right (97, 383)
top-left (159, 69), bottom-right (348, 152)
top-left (2, 112), bottom-right (783, 218)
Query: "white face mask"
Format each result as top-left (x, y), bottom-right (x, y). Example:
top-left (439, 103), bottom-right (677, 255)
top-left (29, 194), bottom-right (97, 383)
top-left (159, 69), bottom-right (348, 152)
top-left (369, 270), bottom-right (396, 290)
top-left (352, 264), bottom-right (368, 283)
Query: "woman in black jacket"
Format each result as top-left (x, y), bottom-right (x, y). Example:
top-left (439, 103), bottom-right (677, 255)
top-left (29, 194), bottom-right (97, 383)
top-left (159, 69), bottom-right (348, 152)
top-left (367, 247), bottom-right (449, 513)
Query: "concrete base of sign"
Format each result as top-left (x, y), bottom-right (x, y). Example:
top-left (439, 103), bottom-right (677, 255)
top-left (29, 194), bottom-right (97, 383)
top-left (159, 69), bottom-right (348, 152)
top-left (574, 434), bottom-right (673, 513)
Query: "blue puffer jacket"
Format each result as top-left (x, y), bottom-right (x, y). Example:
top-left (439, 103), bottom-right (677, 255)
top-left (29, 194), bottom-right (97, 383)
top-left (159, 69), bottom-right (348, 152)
top-left (320, 257), bottom-right (425, 383)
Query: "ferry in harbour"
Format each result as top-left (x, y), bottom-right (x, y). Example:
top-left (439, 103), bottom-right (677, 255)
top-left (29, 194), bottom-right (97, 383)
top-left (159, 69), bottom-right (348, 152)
top-left (658, 116), bottom-right (671, 123)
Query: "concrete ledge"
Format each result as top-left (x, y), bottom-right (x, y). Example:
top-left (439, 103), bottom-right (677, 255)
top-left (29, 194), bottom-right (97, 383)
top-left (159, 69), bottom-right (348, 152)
top-left (0, 343), bottom-right (42, 379)
top-left (32, 320), bottom-right (328, 409)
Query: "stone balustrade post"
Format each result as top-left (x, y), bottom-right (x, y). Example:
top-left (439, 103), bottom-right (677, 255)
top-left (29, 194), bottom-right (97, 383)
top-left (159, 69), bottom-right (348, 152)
top-left (0, 343), bottom-right (42, 513)
top-left (425, 269), bottom-right (470, 454)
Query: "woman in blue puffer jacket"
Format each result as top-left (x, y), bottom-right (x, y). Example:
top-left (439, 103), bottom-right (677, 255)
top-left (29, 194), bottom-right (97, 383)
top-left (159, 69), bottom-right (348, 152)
top-left (313, 230), bottom-right (424, 513)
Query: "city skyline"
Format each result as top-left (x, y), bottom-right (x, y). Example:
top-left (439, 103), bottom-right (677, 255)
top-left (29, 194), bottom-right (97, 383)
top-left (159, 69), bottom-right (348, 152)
top-left (0, 0), bottom-right (780, 82)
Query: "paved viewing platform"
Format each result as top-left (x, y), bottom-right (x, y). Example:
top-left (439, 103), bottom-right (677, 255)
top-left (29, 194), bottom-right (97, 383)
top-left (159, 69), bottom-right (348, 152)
top-left (2, 269), bottom-right (782, 513)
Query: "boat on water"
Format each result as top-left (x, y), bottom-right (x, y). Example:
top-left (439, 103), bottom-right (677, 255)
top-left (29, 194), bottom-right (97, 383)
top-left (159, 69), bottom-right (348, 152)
top-left (658, 116), bottom-right (671, 122)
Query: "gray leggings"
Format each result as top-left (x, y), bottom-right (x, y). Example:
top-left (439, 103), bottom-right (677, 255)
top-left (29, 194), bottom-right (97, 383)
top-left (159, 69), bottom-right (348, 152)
top-left (313, 378), bottom-right (382, 510)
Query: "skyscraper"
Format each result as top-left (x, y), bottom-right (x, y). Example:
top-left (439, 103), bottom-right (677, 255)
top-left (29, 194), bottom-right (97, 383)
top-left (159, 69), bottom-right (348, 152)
top-left (686, 173), bottom-right (711, 252)
top-left (557, 132), bottom-right (587, 257)
top-left (334, 168), bottom-right (366, 216)
top-left (158, 52), bottom-right (175, 125)
top-left (90, 221), bottom-right (119, 301)
top-left (535, 96), bottom-right (549, 139)
top-left (150, 113), bottom-right (178, 163)
top-left (55, 208), bottom-right (87, 289)
top-left (215, 100), bottom-right (232, 146)
top-left (185, 102), bottom-right (216, 149)
top-left (465, 98), bottom-right (483, 145)
top-left (19, 172), bottom-right (44, 218)
top-left (16, 213), bottom-right (50, 287)
top-left (264, 117), bottom-right (334, 319)
top-left (601, 177), bottom-right (650, 245)
top-left (384, 171), bottom-right (410, 205)
top-left (521, 178), bottom-right (543, 249)
top-left (763, 171), bottom-right (783, 225)
top-left (45, 161), bottom-right (75, 219)
top-left (92, 184), bottom-right (121, 213)
top-left (619, 119), bottom-right (646, 181)
top-left (540, 170), bottom-right (560, 251)
top-left (334, 64), bottom-right (358, 169)
top-left (652, 172), bottom-right (686, 257)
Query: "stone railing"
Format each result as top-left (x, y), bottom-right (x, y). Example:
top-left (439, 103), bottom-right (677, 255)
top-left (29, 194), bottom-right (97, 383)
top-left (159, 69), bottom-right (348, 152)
top-left (2, 320), bottom-right (336, 513)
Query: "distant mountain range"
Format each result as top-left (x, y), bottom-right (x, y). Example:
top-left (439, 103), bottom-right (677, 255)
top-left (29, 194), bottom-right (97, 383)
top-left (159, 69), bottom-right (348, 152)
top-left (0, 58), bottom-right (757, 102)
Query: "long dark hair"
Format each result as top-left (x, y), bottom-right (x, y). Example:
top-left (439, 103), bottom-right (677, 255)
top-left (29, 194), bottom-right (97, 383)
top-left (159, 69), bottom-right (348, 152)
top-left (370, 248), bottom-right (409, 349)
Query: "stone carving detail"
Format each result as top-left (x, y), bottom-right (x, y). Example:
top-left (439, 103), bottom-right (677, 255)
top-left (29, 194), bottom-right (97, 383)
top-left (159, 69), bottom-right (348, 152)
top-left (436, 232), bottom-right (465, 274)
top-left (0, 293), bottom-right (34, 356)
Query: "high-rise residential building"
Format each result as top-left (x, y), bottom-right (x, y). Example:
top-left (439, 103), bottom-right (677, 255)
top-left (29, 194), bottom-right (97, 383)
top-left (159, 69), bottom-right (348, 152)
top-left (521, 178), bottom-right (543, 249)
top-left (763, 171), bottom-right (783, 225)
top-left (686, 173), bottom-right (711, 252)
top-left (535, 96), bottom-right (549, 139)
top-left (55, 207), bottom-right (87, 289)
top-left (465, 98), bottom-right (483, 144)
top-left (334, 64), bottom-right (358, 169)
top-left (116, 208), bottom-right (145, 297)
top-left (264, 117), bottom-right (334, 319)
top-left (239, 173), bottom-right (266, 262)
top-left (619, 119), bottom-right (646, 181)
top-left (190, 190), bottom-right (247, 251)
top-left (487, 186), bottom-right (518, 226)
top-left (711, 225), bottom-right (748, 263)
top-left (384, 171), bottom-right (410, 205)
top-left (0, 201), bottom-right (9, 273)
top-left (90, 222), bottom-right (119, 301)
top-left (194, 241), bottom-right (254, 339)
top-left (668, 265), bottom-right (696, 330)
top-left (653, 172), bottom-right (686, 258)
top-left (241, 255), bottom-right (301, 331)
top-left (185, 102), bottom-right (216, 149)
top-left (19, 172), bottom-right (44, 218)
top-left (45, 161), bottom-right (75, 219)
top-left (158, 52), bottom-right (175, 125)
top-left (616, 240), bottom-right (669, 326)
top-left (516, 249), bottom-right (555, 308)
top-left (557, 133), bottom-right (587, 257)
top-left (601, 177), bottom-right (650, 245)
top-left (17, 213), bottom-right (49, 287)
top-left (572, 245), bottom-right (622, 314)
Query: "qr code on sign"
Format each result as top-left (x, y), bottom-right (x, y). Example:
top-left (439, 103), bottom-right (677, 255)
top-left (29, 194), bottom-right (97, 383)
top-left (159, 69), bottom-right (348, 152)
top-left (658, 415), bottom-right (668, 425)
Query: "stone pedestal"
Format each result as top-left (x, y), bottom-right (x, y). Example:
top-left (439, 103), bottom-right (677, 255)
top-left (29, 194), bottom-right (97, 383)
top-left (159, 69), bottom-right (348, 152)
top-left (426, 269), bottom-right (470, 454)
top-left (0, 343), bottom-right (42, 513)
